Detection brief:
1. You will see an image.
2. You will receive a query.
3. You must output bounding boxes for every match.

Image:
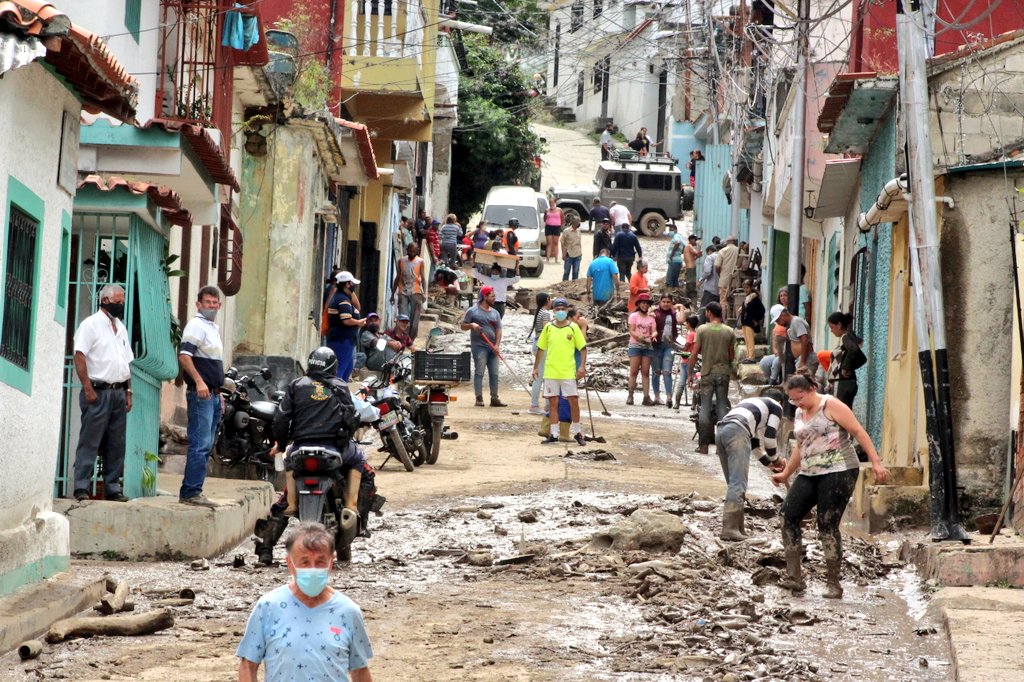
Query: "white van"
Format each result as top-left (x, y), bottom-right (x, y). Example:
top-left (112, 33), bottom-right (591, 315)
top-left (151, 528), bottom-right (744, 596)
top-left (481, 185), bottom-right (544, 277)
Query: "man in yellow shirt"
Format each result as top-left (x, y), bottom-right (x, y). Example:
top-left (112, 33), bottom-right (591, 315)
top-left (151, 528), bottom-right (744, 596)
top-left (532, 297), bottom-right (588, 446)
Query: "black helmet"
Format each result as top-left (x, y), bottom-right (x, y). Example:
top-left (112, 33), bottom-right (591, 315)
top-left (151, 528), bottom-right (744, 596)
top-left (307, 347), bottom-right (338, 377)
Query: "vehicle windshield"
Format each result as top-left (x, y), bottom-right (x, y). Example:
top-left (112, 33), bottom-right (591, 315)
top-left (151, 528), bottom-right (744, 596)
top-left (483, 205), bottom-right (539, 229)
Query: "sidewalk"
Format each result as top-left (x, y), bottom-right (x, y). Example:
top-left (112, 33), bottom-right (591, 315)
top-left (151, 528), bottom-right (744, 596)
top-left (930, 586), bottom-right (1024, 681)
top-left (53, 474), bottom-right (274, 561)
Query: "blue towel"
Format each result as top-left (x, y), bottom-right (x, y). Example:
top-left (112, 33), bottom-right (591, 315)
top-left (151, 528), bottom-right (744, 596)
top-left (222, 5), bottom-right (259, 51)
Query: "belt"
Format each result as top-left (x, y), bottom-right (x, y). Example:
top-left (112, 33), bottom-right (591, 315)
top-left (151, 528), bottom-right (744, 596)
top-left (92, 381), bottom-right (128, 390)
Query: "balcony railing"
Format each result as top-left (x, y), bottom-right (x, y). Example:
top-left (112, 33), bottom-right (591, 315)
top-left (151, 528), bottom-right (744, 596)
top-left (346, 0), bottom-right (425, 66)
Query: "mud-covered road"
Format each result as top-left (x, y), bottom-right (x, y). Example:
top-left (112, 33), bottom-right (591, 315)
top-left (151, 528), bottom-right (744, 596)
top-left (1, 305), bottom-right (953, 681)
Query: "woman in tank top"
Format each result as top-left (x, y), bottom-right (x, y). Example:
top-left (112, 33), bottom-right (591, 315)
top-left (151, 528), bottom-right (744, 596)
top-left (544, 204), bottom-right (564, 264)
top-left (771, 372), bottom-right (889, 599)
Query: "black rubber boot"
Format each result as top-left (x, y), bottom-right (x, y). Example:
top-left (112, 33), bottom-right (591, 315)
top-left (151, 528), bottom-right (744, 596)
top-left (258, 516), bottom-right (289, 566)
top-left (779, 548), bottom-right (806, 594)
top-left (823, 560), bottom-right (843, 599)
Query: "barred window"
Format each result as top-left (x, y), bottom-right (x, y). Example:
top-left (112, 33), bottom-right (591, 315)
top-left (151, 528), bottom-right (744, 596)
top-left (1, 205), bottom-right (38, 369)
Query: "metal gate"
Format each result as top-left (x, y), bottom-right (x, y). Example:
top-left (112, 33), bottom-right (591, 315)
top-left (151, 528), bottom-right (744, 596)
top-left (55, 213), bottom-right (177, 499)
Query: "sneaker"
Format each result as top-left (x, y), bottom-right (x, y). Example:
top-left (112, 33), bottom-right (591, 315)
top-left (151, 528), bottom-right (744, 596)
top-left (180, 494), bottom-right (217, 508)
top-left (527, 406), bottom-right (546, 415)
top-left (475, 396), bottom-right (485, 407)
top-left (696, 445), bottom-right (709, 455)
top-left (105, 493), bottom-right (129, 502)
top-left (665, 398), bottom-right (673, 409)
top-left (541, 435), bottom-right (560, 445)
top-left (573, 432), bottom-right (586, 446)
top-left (625, 393), bottom-right (634, 406)
top-left (490, 397), bottom-right (508, 407)
top-left (73, 489), bottom-right (89, 502)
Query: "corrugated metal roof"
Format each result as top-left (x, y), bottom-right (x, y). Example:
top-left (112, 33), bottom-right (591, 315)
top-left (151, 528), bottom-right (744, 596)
top-left (813, 159), bottom-right (862, 219)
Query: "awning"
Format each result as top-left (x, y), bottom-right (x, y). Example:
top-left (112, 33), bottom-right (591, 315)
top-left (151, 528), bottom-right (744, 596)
top-left (0, 0), bottom-right (137, 121)
top-left (812, 158), bottom-right (862, 219)
top-left (77, 174), bottom-right (193, 228)
top-left (147, 118), bottom-right (240, 192)
top-left (817, 72), bottom-right (898, 155)
top-left (335, 118), bottom-right (379, 181)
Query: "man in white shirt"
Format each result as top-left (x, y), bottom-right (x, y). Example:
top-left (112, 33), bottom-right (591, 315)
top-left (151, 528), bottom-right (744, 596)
top-left (608, 201), bottom-right (632, 230)
top-left (71, 284), bottom-right (134, 502)
top-left (599, 122), bottom-right (614, 160)
top-left (471, 263), bottom-right (520, 318)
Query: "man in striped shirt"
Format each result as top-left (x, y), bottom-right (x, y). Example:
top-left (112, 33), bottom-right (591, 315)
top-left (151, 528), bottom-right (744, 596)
top-left (715, 396), bottom-right (785, 541)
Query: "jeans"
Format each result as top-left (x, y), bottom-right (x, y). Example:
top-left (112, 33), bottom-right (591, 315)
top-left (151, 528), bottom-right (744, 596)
top-left (530, 346), bottom-right (547, 408)
top-left (698, 373), bottom-right (730, 448)
top-left (781, 468), bottom-right (859, 561)
top-left (616, 258), bottom-right (634, 282)
top-left (651, 343), bottom-right (674, 398)
top-left (760, 354), bottom-right (778, 383)
top-left (327, 338), bottom-right (357, 382)
top-left (72, 388), bottom-right (128, 495)
top-left (699, 290), bottom-right (718, 323)
top-left (715, 422), bottom-right (752, 506)
top-left (666, 261), bottom-right (682, 288)
top-left (397, 292), bottom-right (425, 340)
top-left (180, 391), bottom-right (223, 500)
top-left (562, 256), bottom-right (581, 281)
top-left (441, 242), bottom-right (459, 266)
top-left (472, 345), bottom-right (500, 398)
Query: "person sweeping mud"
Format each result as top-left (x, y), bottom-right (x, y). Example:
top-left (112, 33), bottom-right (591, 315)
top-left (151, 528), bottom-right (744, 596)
top-left (714, 396), bottom-right (784, 541)
top-left (532, 298), bottom-right (588, 446)
top-left (771, 372), bottom-right (890, 598)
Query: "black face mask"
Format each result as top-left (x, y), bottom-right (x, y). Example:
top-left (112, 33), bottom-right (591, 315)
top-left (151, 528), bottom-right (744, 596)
top-left (101, 302), bottom-right (125, 319)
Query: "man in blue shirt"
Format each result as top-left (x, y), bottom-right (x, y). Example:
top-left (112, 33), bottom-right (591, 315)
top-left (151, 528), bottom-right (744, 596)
top-left (586, 249), bottom-right (621, 306)
top-left (588, 198), bottom-right (610, 232)
top-left (237, 522), bottom-right (373, 682)
top-left (326, 271), bottom-right (366, 382)
top-left (665, 223), bottom-right (685, 288)
top-left (611, 224), bottom-right (643, 282)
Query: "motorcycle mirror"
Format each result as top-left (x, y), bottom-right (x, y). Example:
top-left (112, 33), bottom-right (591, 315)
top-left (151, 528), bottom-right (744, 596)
top-left (260, 367), bottom-right (272, 380)
top-left (375, 338), bottom-right (388, 351)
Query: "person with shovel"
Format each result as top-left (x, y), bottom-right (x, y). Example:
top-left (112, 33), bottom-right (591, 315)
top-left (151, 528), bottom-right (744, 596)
top-left (715, 396), bottom-right (785, 541)
top-left (461, 286), bottom-right (506, 407)
top-left (533, 298), bottom-right (588, 446)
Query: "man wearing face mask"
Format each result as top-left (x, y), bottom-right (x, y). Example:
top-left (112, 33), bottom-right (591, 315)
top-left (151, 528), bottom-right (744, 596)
top-left (238, 522), bottom-right (374, 682)
top-left (359, 313), bottom-right (401, 372)
top-left (70, 284), bottom-right (134, 502)
top-left (471, 263), bottom-right (520, 318)
top-left (178, 286), bottom-right (225, 507)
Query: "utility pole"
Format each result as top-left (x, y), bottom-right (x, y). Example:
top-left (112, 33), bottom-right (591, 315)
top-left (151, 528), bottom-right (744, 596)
top-left (728, 1), bottom-right (746, 241)
top-left (896, 0), bottom-right (968, 543)
top-left (785, 0), bottom-right (807, 319)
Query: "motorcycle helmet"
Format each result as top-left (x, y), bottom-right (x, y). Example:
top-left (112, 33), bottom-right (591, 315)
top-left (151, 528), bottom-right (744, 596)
top-left (307, 346), bottom-right (338, 378)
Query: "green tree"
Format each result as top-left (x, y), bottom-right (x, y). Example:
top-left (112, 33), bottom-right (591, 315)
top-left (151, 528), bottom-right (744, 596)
top-left (449, 35), bottom-right (543, 219)
top-left (456, 0), bottom-right (545, 48)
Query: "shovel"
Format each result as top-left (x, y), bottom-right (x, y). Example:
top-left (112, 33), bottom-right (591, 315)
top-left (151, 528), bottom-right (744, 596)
top-left (590, 386), bottom-right (612, 416)
top-left (583, 386), bottom-right (607, 443)
top-left (481, 335), bottom-right (533, 396)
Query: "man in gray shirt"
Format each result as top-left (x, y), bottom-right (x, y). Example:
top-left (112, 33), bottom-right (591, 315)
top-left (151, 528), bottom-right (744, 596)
top-left (439, 214), bottom-right (463, 266)
top-left (699, 245), bottom-right (719, 323)
top-left (460, 286), bottom-right (506, 407)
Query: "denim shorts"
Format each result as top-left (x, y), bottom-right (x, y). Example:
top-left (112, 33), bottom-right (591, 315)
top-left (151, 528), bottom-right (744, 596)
top-left (627, 346), bottom-right (655, 358)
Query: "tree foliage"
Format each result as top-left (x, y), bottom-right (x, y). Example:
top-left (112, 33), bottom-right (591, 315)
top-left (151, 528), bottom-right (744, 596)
top-left (449, 35), bottom-right (543, 220)
top-left (455, 0), bottom-right (545, 48)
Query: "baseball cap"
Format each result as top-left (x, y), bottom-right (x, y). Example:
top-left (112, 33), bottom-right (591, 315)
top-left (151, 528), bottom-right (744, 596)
top-left (688, 234), bottom-right (698, 241)
top-left (636, 293), bottom-right (652, 303)
top-left (397, 314), bottom-right (410, 322)
top-left (365, 311), bottom-right (379, 319)
top-left (552, 297), bottom-right (569, 308)
top-left (769, 304), bottom-right (784, 324)
top-left (601, 217), bottom-right (611, 224)
top-left (335, 270), bottom-right (360, 284)
top-left (432, 219), bottom-right (440, 226)
top-left (481, 286), bottom-right (495, 296)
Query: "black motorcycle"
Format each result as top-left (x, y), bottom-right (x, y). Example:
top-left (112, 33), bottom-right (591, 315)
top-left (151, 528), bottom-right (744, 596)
top-left (287, 446), bottom-right (385, 562)
top-left (358, 347), bottom-right (428, 470)
top-left (214, 367), bottom-right (284, 475)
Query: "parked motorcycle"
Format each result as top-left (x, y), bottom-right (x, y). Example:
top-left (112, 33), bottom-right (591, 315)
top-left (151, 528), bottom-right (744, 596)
top-left (214, 367), bottom-right (283, 476)
top-left (357, 344), bottom-right (426, 471)
top-left (406, 351), bottom-right (469, 464)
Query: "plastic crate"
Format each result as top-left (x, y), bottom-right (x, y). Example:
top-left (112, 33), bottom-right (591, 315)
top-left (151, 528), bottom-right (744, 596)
top-left (413, 351), bottom-right (471, 383)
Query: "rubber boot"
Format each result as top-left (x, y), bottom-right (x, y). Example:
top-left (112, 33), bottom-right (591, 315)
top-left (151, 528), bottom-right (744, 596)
top-left (823, 560), bottom-right (843, 599)
top-left (625, 391), bottom-right (634, 406)
top-left (284, 471), bottom-right (298, 516)
top-left (719, 503), bottom-right (747, 541)
top-left (257, 516), bottom-right (289, 566)
top-left (779, 548), bottom-right (806, 594)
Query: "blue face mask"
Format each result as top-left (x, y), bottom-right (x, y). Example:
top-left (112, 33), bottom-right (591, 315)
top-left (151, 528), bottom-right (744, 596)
top-left (294, 568), bottom-right (330, 597)
top-left (554, 310), bottom-right (569, 321)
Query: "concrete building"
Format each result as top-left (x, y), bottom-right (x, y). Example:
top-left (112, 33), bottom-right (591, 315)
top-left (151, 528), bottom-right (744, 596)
top-left (0, 0), bottom-right (136, 594)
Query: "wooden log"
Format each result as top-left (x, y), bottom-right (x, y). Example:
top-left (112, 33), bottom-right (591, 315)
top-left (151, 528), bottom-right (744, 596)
top-left (94, 601), bottom-right (135, 614)
top-left (150, 597), bottom-right (195, 607)
top-left (588, 332), bottom-right (630, 348)
top-left (17, 640), bottom-right (42, 661)
top-left (104, 576), bottom-right (118, 593)
top-left (46, 609), bottom-right (175, 643)
top-left (98, 580), bottom-right (130, 615)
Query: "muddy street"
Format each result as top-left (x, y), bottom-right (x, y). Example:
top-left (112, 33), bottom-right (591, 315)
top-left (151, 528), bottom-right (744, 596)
top-left (0, 308), bottom-right (953, 682)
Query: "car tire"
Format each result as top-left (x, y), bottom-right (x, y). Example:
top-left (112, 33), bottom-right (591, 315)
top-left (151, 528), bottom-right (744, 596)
top-left (638, 212), bottom-right (667, 237)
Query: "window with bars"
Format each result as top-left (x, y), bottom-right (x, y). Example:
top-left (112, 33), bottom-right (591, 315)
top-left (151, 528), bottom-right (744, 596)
top-left (1, 205), bottom-right (38, 371)
top-left (570, 0), bottom-right (584, 32)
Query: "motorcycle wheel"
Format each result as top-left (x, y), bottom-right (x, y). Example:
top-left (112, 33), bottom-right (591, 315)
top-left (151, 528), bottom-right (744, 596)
top-left (426, 418), bottom-right (443, 465)
top-left (387, 428), bottom-right (416, 472)
top-left (412, 433), bottom-right (429, 467)
top-left (212, 434), bottom-right (244, 466)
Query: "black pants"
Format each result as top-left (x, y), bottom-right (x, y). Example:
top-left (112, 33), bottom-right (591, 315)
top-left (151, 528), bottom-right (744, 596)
top-left (698, 290), bottom-right (718, 323)
top-left (493, 301), bottom-right (506, 318)
top-left (833, 379), bottom-right (858, 407)
top-left (616, 258), bottom-right (633, 282)
top-left (781, 468), bottom-right (859, 562)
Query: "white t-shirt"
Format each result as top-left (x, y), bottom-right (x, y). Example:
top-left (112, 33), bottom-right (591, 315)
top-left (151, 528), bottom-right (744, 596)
top-left (73, 310), bottom-right (134, 383)
top-left (600, 130), bottom-right (611, 146)
top-left (609, 204), bottom-right (630, 226)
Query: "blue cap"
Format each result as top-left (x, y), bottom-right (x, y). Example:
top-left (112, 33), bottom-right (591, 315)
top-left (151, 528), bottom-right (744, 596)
top-left (552, 297), bottom-right (569, 308)
top-left (397, 314), bottom-right (410, 322)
